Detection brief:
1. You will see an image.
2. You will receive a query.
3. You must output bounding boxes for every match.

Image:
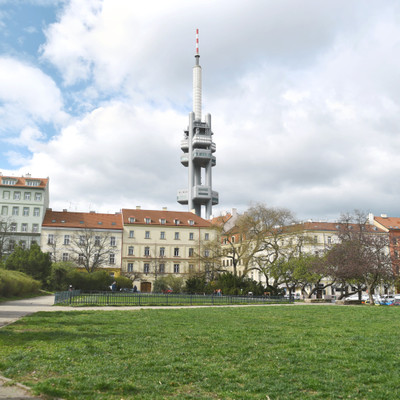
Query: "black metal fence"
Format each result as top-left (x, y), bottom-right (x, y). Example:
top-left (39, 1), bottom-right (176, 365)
top-left (54, 290), bottom-right (294, 307)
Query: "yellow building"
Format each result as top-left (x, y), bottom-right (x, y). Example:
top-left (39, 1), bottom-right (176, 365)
top-left (121, 207), bottom-right (215, 292)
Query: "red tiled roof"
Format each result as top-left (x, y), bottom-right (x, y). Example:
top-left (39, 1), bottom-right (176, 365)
top-left (42, 210), bottom-right (123, 230)
top-left (298, 221), bottom-right (386, 233)
top-left (121, 209), bottom-right (212, 227)
top-left (375, 216), bottom-right (400, 230)
top-left (0, 175), bottom-right (48, 189)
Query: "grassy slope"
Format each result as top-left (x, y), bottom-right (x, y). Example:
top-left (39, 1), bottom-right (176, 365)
top-left (0, 306), bottom-right (399, 399)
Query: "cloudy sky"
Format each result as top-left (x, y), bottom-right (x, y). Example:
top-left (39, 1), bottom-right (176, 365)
top-left (1, 0), bottom-right (400, 221)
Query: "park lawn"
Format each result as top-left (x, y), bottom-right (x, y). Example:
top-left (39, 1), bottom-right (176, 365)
top-left (0, 306), bottom-right (399, 399)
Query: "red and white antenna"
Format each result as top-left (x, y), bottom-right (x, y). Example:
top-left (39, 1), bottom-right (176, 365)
top-left (196, 28), bottom-right (199, 55)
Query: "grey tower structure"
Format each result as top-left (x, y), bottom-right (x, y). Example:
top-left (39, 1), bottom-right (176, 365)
top-left (177, 30), bottom-right (218, 219)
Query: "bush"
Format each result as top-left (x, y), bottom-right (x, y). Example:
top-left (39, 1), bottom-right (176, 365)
top-left (115, 275), bottom-right (133, 290)
top-left (205, 272), bottom-right (265, 296)
top-left (153, 276), bottom-right (185, 293)
top-left (0, 268), bottom-right (41, 297)
top-left (185, 276), bottom-right (207, 294)
top-left (47, 262), bottom-right (76, 291)
top-left (67, 269), bottom-right (113, 291)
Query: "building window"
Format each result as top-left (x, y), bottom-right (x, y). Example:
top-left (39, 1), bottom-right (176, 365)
top-left (10, 223), bottom-right (17, 232)
top-left (327, 236), bottom-right (332, 245)
top-left (3, 191), bottom-right (10, 199)
top-left (62, 253), bottom-right (69, 261)
top-left (144, 247), bottom-right (150, 256)
top-left (188, 220), bottom-right (194, 226)
top-left (110, 236), bottom-right (116, 246)
top-left (128, 246), bottom-right (134, 256)
top-left (127, 263), bottom-right (133, 272)
top-left (189, 248), bottom-right (194, 257)
top-left (1, 206), bottom-right (8, 216)
top-left (129, 230), bottom-right (134, 238)
top-left (78, 235), bottom-right (85, 245)
top-left (35, 193), bottom-right (42, 201)
top-left (26, 180), bottom-right (40, 186)
top-left (23, 207), bottom-right (29, 216)
top-left (24, 192), bottom-right (31, 200)
top-left (145, 231), bottom-right (150, 239)
top-left (174, 264), bottom-right (180, 273)
top-left (174, 248), bottom-right (179, 257)
top-left (393, 238), bottom-right (398, 246)
top-left (78, 254), bottom-right (84, 264)
top-left (129, 217), bottom-right (135, 223)
top-left (144, 263), bottom-right (150, 274)
top-left (231, 236), bottom-right (235, 243)
top-left (160, 218), bottom-right (166, 225)
top-left (12, 207), bottom-right (19, 216)
top-left (160, 231), bottom-right (165, 239)
top-left (21, 223), bottom-right (28, 232)
top-left (189, 264), bottom-right (194, 273)
top-left (189, 232), bottom-right (194, 241)
top-left (204, 250), bottom-right (210, 257)
top-left (174, 219), bottom-right (180, 225)
top-left (48, 234), bottom-right (54, 245)
top-left (64, 235), bottom-right (70, 245)
top-left (160, 247), bottom-right (165, 257)
top-left (33, 208), bottom-right (40, 217)
top-left (2, 179), bottom-right (16, 185)
top-left (20, 241), bottom-right (27, 249)
top-left (159, 263), bottom-right (165, 274)
top-left (175, 232), bottom-right (179, 240)
top-left (109, 253), bottom-right (115, 264)
top-left (9, 240), bottom-right (15, 251)
top-left (314, 236), bottom-right (318, 243)
top-left (13, 192), bottom-right (21, 200)
top-left (32, 224), bottom-right (39, 233)
top-left (145, 218), bottom-right (151, 224)
top-left (205, 233), bottom-right (209, 241)
top-left (95, 236), bottom-right (101, 246)
top-left (395, 251), bottom-right (399, 259)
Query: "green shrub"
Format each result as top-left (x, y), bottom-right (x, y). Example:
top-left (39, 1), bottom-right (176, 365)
top-left (115, 275), bottom-right (133, 290)
top-left (47, 262), bottom-right (76, 291)
top-left (185, 276), bottom-right (207, 294)
top-left (67, 269), bottom-right (113, 291)
top-left (153, 276), bottom-right (185, 293)
top-left (0, 268), bottom-right (41, 297)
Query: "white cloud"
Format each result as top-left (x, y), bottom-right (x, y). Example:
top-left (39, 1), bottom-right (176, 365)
top-left (4, 0), bottom-right (400, 221)
top-left (0, 57), bottom-right (68, 132)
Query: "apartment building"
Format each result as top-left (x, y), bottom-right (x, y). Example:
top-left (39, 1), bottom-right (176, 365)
top-left (40, 209), bottom-right (123, 277)
top-left (121, 207), bottom-right (215, 292)
top-left (0, 173), bottom-right (49, 252)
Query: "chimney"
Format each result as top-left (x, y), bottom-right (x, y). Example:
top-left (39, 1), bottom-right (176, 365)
top-left (162, 207), bottom-right (168, 211)
top-left (136, 206), bottom-right (141, 210)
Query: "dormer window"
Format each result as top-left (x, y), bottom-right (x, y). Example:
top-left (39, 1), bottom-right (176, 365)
top-left (160, 218), bottom-right (166, 225)
top-left (188, 220), bottom-right (194, 226)
top-left (26, 180), bottom-right (40, 186)
top-left (174, 219), bottom-right (180, 225)
top-left (2, 178), bottom-right (16, 185)
top-left (129, 217), bottom-right (135, 223)
top-left (145, 218), bottom-right (151, 224)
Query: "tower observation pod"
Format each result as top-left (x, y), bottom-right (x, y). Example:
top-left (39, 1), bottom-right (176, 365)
top-left (177, 29), bottom-right (219, 219)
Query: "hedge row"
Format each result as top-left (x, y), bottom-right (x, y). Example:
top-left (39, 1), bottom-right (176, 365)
top-left (0, 268), bottom-right (41, 297)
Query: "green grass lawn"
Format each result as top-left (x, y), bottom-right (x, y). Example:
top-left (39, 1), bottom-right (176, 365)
top-left (0, 306), bottom-right (399, 399)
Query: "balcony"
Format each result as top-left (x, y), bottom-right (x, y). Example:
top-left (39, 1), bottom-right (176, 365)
top-left (180, 139), bottom-right (189, 151)
top-left (177, 189), bottom-right (188, 205)
top-left (192, 149), bottom-right (216, 167)
top-left (180, 154), bottom-right (189, 166)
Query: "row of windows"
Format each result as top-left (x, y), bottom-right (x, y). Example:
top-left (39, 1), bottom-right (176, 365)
top-left (4, 222), bottom-right (39, 233)
top-left (56, 252), bottom-right (116, 264)
top-left (128, 217), bottom-right (195, 226)
top-left (2, 191), bottom-right (43, 201)
top-left (127, 262), bottom-right (194, 274)
top-left (126, 246), bottom-right (208, 258)
top-left (128, 230), bottom-right (209, 241)
top-left (5, 239), bottom-right (37, 251)
top-left (1, 205), bottom-right (41, 217)
top-left (48, 234), bottom-right (117, 246)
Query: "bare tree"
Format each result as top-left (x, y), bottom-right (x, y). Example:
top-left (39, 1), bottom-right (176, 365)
top-left (327, 211), bottom-right (393, 304)
top-left (67, 228), bottom-right (118, 273)
top-left (0, 216), bottom-right (14, 260)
